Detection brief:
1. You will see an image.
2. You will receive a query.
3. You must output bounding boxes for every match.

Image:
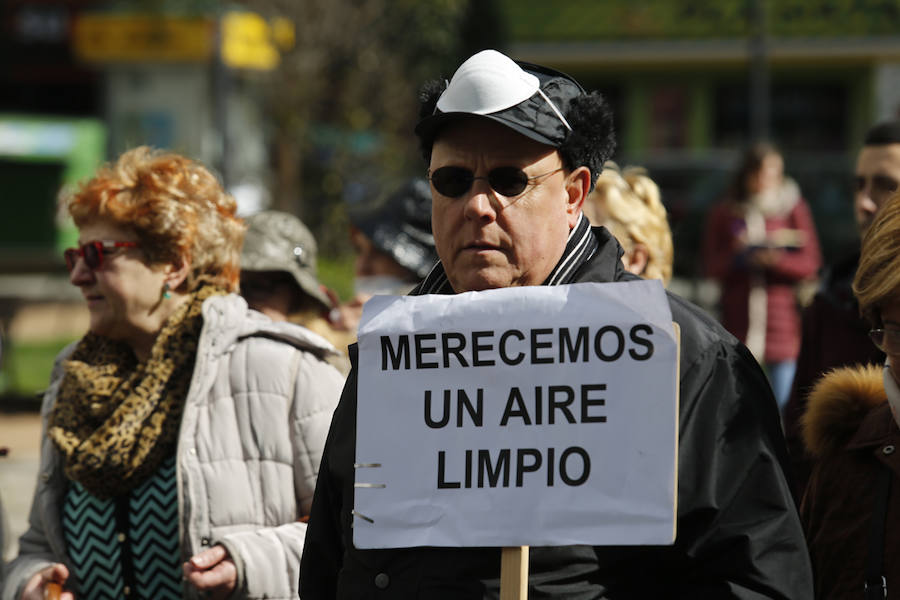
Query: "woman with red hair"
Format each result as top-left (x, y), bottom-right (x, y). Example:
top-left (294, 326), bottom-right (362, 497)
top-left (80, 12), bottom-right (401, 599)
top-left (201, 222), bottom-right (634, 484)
top-left (2, 147), bottom-right (344, 600)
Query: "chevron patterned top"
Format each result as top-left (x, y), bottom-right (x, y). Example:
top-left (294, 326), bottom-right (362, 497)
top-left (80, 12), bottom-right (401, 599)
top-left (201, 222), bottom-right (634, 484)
top-left (62, 455), bottom-right (182, 599)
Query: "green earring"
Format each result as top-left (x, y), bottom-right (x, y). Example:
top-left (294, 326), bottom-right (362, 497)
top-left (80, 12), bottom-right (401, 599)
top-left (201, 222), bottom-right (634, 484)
top-left (163, 283), bottom-right (172, 299)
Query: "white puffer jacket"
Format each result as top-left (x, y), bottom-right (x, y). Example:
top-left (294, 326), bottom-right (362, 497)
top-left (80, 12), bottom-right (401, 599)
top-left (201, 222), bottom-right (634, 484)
top-left (2, 294), bottom-right (345, 600)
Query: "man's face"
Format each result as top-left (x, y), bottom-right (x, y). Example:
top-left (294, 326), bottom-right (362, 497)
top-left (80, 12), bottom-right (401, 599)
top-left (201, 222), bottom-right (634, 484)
top-left (429, 118), bottom-right (584, 293)
top-left (854, 144), bottom-right (900, 233)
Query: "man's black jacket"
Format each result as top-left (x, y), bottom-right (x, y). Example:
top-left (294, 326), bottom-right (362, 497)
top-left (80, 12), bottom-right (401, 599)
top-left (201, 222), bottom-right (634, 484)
top-left (300, 228), bottom-right (812, 599)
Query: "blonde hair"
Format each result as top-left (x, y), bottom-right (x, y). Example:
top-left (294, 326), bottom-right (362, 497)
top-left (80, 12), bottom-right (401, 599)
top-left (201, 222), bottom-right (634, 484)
top-left (67, 146), bottom-right (245, 293)
top-left (854, 189), bottom-right (900, 325)
top-left (584, 162), bottom-right (674, 286)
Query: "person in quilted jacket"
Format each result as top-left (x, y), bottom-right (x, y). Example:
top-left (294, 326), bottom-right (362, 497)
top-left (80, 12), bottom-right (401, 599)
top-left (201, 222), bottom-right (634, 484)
top-left (2, 146), bottom-right (344, 600)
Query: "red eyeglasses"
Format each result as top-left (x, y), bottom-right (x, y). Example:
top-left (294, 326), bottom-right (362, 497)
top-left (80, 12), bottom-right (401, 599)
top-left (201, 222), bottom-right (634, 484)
top-left (64, 240), bottom-right (139, 271)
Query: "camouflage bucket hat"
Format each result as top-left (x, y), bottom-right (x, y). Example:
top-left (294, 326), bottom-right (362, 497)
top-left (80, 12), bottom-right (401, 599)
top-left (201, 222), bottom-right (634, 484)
top-left (240, 210), bottom-right (332, 311)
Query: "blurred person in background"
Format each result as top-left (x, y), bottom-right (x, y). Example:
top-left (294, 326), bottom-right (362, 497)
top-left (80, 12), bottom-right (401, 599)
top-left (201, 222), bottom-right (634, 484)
top-left (1, 147), bottom-right (344, 600)
top-left (240, 210), bottom-right (334, 322)
top-left (783, 121), bottom-right (900, 499)
top-left (799, 190), bottom-right (900, 599)
top-left (240, 210), bottom-right (352, 372)
top-left (334, 177), bottom-right (438, 336)
top-left (703, 142), bottom-right (822, 412)
top-left (583, 161), bottom-right (673, 286)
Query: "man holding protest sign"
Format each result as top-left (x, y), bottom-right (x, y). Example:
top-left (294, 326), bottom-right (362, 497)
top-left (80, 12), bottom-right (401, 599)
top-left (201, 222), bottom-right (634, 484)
top-left (300, 49), bottom-right (812, 599)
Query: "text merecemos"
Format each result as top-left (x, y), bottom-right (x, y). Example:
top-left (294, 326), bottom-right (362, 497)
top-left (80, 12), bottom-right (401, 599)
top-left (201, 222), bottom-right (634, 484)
top-left (380, 324), bottom-right (656, 370)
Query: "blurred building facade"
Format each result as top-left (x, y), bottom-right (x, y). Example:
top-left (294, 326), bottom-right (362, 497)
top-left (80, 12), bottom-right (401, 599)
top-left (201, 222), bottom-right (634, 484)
top-left (0, 1), bottom-right (286, 277)
top-left (501, 0), bottom-right (900, 279)
top-left (0, 1), bottom-right (287, 395)
top-left (1, 0), bottom-right (899, 396)
top-left (2, 0), bottom-right (900, 280)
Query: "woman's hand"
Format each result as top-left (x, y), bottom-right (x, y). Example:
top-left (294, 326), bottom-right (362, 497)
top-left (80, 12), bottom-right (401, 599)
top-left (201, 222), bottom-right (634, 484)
top-left (20, 563), bottom-right (74, 600)
top-left (748, 246), bottom-right (783, 269)
top-left (183, 545), bottom-right (237, 600)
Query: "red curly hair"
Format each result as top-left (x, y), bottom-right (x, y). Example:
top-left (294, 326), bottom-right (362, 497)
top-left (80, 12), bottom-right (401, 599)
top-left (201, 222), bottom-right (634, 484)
top-left (67, 146), bottom-right (245, 293)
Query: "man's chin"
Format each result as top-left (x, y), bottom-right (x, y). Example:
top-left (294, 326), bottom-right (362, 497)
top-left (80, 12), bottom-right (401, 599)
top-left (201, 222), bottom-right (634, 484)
top-left (448, 268), bottom-right (510, 293)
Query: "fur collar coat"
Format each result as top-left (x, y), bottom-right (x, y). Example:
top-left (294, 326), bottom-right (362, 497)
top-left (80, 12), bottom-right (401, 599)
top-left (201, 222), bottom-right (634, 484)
top-left (800, 364), bottom-right (900, 599)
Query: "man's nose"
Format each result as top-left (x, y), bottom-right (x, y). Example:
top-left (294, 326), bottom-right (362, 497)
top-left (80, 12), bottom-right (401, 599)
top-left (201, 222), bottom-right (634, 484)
top-left (856, 187), bottom-right (878, 214)
top-left (462, 178), bottom-right (499, 220)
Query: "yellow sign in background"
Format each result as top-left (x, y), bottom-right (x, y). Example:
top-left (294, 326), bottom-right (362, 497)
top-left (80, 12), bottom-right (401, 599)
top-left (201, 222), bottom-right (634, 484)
top-left (73, 12), bottom-right (294, 70)
top-left (73, 15), bottom-right (215, 63)
top-left (221, 12), bottom-right (294, 71)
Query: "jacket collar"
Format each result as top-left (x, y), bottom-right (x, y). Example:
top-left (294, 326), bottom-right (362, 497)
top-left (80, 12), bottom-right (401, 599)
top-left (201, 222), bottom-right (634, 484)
top-left (200, 293), bottom-right (338, 359)
top-left (803, 364), bottom-right (890, 457)
top-left (847, 402), bottom-right (900, 450)
top-left (849, 365), bottom-right (900, 449)
top-left (572, 225), bottom-right (628, 284)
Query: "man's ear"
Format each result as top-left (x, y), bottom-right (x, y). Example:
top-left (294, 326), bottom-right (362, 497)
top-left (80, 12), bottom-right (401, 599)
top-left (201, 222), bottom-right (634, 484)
top-left (565, 166), bottom-right (592, 227)
top-left (623, 243), bottom-right (650, 277)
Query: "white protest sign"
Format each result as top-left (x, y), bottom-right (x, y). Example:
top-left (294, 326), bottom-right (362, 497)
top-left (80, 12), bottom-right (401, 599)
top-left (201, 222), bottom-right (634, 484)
top-left (354, 280), bottom-right (678, 549)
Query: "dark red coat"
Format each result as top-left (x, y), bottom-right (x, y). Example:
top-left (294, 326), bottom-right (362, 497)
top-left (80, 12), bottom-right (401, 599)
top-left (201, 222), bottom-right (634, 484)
top-left (703, 193), bottom-right (822, 363)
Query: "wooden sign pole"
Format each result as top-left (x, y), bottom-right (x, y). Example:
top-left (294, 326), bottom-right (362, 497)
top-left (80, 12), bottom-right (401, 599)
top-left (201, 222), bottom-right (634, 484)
top-left (500, 546), bottom-right (529, 600)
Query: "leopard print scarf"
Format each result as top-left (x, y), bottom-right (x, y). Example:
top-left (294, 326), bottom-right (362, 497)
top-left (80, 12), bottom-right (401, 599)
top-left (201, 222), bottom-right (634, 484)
top-left (48, 285), bottom-right (225, 499)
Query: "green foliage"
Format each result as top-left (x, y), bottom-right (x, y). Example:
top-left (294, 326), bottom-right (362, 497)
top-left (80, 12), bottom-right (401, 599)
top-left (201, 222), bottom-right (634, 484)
top-left (318, 254), bottom-right (356, 304)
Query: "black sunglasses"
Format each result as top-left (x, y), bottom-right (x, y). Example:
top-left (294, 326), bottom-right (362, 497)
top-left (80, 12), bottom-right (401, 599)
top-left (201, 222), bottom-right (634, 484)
top-left (64, 240), bottom-right (138, 271)
top-left (428, 166), bottom-right (564, 199)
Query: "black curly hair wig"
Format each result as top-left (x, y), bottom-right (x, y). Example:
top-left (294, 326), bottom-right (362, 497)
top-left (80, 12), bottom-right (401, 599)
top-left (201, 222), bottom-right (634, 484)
top-left (416, 79), bottom-right (616, 191)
